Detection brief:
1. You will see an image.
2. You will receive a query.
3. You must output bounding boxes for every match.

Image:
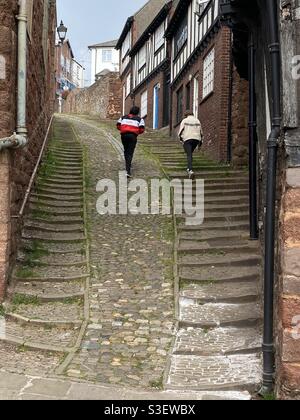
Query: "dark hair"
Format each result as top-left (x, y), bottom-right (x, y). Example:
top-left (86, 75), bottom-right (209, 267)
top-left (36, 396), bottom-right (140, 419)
top-left (130, 106), bottom-right (140, 116)
top-left (184, 110), bottom-right (194, 117)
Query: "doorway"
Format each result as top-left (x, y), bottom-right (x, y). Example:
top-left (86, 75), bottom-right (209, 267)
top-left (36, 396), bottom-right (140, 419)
top-left (153, 84), bottom-right (160, 129)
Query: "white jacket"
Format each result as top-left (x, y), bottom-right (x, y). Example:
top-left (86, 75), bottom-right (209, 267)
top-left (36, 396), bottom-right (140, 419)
top-left (178, 116), bottom-right (203, 143)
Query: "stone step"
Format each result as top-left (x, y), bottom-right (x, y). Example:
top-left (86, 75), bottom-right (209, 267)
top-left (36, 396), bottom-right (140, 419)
top-left (175, 203), bottom-right (249, 214)
top-left (178, 253), bottom-right (261, 269)
top-left (167, 354), bottom-right (261, 392)
top-left (180, 265), bottom-right (260, 283)
top-left (0, 318), bottom-right (79, 353)
top-left (179, 301), bottom-right (262, 328)
top-left (180, 280), bottom-right (260, 304)
top-left (21, 240), bottom-right (84, 255)
top-left (178, 230), bottom-right (249, 242)
top-left (174, 326), bottom-right (262, 356)
top-left (178, 196), bottom-right (249, 206)
top-left (8, 280), bottom-right (85, 302)
top-left (37, 182), bottom-right (83, 191)
top-left (5, 301), bottom-right (83, 328)
top-left (38, 178), bottom-right (83, 186)
top-left (178, 221), bottom-right (250, 232)
top-left (183, 183), bottom-right (249, 192)
top-left (24, 221), bottom-right (84, 234)
top-left (31, 193), bottom-right (83, 202)
top-left (26, 214), bottom-right (83, 225)
top-left (22, 230), bottom-right (86, 243)
top-left (35, 187), bottom-right (83, 196)
top-left (17, 251), bottom-right (86, 267)
top-left (30, 198), bottom-right (83, 209)
top-left (177, 212), bottom-right (249, 224)
top-left (168, 171), bottom-right (247, 179)
top-left (178, 238), bottom-right (257, 252)
top-left (178, 244), bottom-right (259, 257)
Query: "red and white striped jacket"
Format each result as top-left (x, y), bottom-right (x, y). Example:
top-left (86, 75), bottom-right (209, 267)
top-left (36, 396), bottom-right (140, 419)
top-left (117, 114), bottom-right (145, 136)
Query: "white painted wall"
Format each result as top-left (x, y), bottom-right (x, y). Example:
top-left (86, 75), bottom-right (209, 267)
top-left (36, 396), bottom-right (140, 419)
top-left (90, 47), bottom-right (119, 84)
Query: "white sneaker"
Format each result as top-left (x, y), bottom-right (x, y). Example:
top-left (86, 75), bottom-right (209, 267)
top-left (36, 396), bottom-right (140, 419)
top-left (187, 170), bottom-right (195, 180)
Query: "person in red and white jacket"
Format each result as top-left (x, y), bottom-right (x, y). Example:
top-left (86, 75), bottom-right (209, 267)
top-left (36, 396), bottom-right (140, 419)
top-left (117, 107), bottom-right (145, 178)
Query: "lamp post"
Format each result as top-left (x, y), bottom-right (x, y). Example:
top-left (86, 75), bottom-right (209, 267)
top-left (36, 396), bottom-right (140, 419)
top-left (57, 21), bottom-right (67, 113)
top-left (57, 20), bottom-right (67, 44)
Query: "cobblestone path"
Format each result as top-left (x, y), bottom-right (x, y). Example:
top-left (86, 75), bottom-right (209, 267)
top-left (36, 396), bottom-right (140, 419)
top-left (0, 115), bottom-right (262, 399)
top-left (139, 132), bottom-right (263, 394)
top-left (64, 116), bottom-right (175, 389)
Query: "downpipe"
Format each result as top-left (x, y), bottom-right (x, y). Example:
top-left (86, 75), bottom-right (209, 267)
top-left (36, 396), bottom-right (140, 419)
top-left (0, 0), bottom-right (28, 151)
top-left (261, 0), bottom-right (282, 395)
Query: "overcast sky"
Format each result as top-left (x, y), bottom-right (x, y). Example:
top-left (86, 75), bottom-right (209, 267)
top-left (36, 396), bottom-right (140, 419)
top-left (57, 0), bottom-right (146, 84)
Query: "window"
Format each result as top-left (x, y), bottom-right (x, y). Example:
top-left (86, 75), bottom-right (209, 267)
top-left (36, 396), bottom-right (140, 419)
top-left (102, 50), bottom-right (112, 63)
top-left (198, 0), bottom-right (209, 15)
top-left (141, 90), bottom-right (148, 117)
top-left (174, 17), bottom-right (188, 57)
top-left (126, 74), bottom-right (131, 97)
top-left (138, 45), bottom-right (147, 70)
top-left (203, 48), bottom-right (215, 98)
top-left (176, 86), bottom-right (184, 124)
top-left (122, 31), bottom-right (131, 60)
top-left (186, 82), bottom-right (191, 111)
top-left (155, 22), bottom-right (165, 52)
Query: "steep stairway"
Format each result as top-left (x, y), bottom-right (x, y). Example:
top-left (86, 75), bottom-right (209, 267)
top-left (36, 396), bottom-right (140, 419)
top-left (140, 131), bottom-right (262, 394)
top-left (1, 119), bottom-right (89, 365)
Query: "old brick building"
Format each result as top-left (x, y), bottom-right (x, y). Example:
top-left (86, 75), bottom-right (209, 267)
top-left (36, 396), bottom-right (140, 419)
top-left (0, 0), bottom-right (57, 300)
top-left (116, 0), bottom-right (173, 125)
top-left (117, 0), bottom-right (248, 164)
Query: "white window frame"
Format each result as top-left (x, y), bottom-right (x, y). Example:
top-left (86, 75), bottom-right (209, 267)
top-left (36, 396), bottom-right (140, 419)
top-left (126, 74), bottom-right (131, 97)
top-left (122, 31), bottom-right (131, 60)
top-left (203, 48), bottom-right (215, 98)
top-left (141, 90), bottom-right (148, 118)
top-left (102, 49), bottom-right (112, 63)
top-left (154, 22), bottom-right (165, 52)
top-left (138, 45), bottom-right (147, 70)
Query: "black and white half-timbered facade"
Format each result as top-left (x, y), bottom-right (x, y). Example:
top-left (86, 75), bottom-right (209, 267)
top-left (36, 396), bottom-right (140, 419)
top-left (117, 0), bottom-right (249, 163)
top-left (165, 0), bottom-right (246, 162)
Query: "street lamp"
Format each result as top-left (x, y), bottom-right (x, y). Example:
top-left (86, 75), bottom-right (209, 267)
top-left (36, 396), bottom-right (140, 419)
top-left (57, 20), bottom-right (67, 44)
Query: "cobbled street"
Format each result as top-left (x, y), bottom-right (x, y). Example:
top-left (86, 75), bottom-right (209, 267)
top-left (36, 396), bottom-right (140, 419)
top-left (66, 116), bottom-right (175, 388)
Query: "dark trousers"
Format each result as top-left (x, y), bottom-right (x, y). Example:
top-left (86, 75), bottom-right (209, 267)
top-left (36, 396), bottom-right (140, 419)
top-left (121, 133), bottom-right (138, 174)
top-left (183, 139), bottom-right (201, 171)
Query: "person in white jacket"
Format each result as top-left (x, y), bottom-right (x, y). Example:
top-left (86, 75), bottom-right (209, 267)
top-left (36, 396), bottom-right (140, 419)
top-left (178, 110), bottom-right (203, 179)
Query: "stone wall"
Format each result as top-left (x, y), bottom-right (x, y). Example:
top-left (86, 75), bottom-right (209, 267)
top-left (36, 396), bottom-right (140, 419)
top-left (231, 67), bottom-right (249, 167)
top-left (63, 72), bottom-right (122, 120)
top-left (278, 168), bottom-right (300, 399)
top-left (0, 0), bottom-right (56, 300)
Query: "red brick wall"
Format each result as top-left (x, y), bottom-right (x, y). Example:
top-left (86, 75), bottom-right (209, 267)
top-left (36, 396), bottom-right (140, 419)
top-left (0, 0), bottom-right (56, 300)
top-left (171, 27), bottom-right (232, 163)
top-left (278, 168), bottom-right (300, 399)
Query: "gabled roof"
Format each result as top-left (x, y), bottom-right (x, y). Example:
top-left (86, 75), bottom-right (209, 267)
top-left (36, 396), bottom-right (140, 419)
top-left (165, 0), bottom-right (192, 39)
top-left (88, 40), bottom-right (118, 50)
top-left (116, 17), bottom-right (134, 50)
top-left (130, 2), bottom-right (172, 57)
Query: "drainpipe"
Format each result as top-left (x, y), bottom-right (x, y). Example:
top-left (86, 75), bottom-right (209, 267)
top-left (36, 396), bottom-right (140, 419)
top-left (248, 32), bottom-right (259, 240)
top-left (0, 0), bottom-right (28, 151)
top-left (261, 0), bottom-right (282, 394)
